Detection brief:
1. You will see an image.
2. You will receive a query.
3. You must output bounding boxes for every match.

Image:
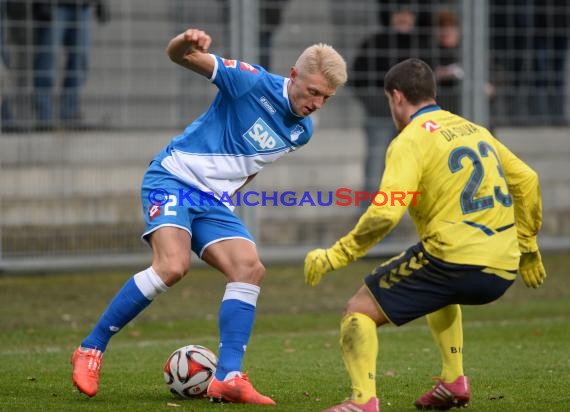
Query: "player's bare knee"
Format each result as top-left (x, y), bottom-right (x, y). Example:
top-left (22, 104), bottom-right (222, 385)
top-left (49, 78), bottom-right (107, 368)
top-left (229, 259), bottom-right (266, 285)
top-left (251, 260), bottom-right (266, 284)
top-left (343, 289), bottom-right (384, 326)
top-left (154, 258), bottom-right (190, 286)
top-left (244, 260), bottom-right (266, 285)
top-left (343, 296), bottom-right (361, 316)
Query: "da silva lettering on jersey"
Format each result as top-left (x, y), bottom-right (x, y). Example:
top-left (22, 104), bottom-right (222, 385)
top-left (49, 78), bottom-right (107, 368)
top-left (422, 118), bottom-right (479, 141)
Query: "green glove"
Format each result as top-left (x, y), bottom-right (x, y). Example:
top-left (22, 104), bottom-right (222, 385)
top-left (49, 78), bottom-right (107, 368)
top-left (519, 251), bottom-right (547, 288)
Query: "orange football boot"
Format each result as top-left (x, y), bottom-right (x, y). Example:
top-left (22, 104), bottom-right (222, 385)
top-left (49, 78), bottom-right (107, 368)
top-left (71, 347), bottom-right (103, 397)
top-left (207, 372), bottom-right (275, 405)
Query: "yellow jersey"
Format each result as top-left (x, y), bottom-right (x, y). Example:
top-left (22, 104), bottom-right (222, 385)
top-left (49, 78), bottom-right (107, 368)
top-left (336, 105), bottom-right (542, 271)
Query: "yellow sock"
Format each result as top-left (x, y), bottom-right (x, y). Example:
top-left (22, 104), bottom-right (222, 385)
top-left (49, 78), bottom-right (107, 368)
top-left (339, 312), bottom-right (378, 404)
top-left (426, 304), bottom-right (464, 382)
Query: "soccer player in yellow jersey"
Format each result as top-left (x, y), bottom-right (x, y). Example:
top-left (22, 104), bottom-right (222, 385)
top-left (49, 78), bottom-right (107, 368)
top-left (304, 58), bottom-right (547, 412)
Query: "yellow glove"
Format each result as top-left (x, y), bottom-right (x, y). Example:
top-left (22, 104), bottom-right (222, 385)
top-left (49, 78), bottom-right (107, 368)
top-left (304, 249), bottom-right (333, 286)
top-left (304, 245), bottom-right (351, 286)
top-left (518, 251), bottom-right (547, 288)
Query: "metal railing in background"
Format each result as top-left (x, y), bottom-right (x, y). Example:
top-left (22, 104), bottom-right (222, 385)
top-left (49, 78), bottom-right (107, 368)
top-left (1, 0), bottom-right (569, 271)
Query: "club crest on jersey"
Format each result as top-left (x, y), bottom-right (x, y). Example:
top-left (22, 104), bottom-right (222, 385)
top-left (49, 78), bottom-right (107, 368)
top-left (243, 118), bottom-right (286, 151)
top-left (422, 120), bottom-right (441, 133)
top-left (290, 124), bottom-right (304, 142)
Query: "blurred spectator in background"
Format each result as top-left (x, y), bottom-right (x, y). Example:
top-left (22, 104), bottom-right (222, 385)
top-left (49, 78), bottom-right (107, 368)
top-left (377, 0), bottom-right (432, 36)
top-left (490, 0), bottom-right (531, 124)
top-left (1, 0), bottom-right (34, 132)
top-left (217, 0), bottom-right (289, 70)
top-left (490, 0), bottom-right (569, 125)
top-left (259, 0), bottom-right (289, 70)
top-left (32, 0), bottom-right (109, 130)
top-left (532, 0), bottom-right (569, 125)
top-left (351, 0), bottom-right (431, 209)
top-left (433, 9), bottom-right (463, 114)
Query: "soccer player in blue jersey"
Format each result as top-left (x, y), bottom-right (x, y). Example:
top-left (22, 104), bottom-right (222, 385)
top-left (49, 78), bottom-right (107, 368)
top-left (71, 28), bottom-right (347, 404)
top-left (305, 58), bottom-right (546, 412)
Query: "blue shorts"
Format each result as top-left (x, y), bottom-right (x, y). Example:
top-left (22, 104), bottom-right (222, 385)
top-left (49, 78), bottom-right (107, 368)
top-left (140, 162), bottom-right (254, 257)
top-left (364, 243), bottom-right (514, 326)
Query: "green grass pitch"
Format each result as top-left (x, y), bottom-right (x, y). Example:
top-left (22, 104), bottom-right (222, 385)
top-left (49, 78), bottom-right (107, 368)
top-left (1, 253), bottom-right (569, 411)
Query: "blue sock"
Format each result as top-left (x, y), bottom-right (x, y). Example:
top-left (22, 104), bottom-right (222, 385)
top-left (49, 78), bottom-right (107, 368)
top-left (215, 282), bottom-right (260, 380)
top-left (81, 271), bottom-right (163, 352)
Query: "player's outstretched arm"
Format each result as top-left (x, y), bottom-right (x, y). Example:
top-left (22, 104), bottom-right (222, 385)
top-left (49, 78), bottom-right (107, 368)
top-left (494, 138), bottom-right (542, 254)
top-left (166, 28), bottom-right (214, 78)
top-left (305, 138), bottom-right (417, 287)
top-left (493, 138), bottom-right (546, 288)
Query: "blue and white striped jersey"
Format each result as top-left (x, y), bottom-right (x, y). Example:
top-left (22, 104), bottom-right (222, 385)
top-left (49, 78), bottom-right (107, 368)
top-left (154, 54), bottom-right (314, 199)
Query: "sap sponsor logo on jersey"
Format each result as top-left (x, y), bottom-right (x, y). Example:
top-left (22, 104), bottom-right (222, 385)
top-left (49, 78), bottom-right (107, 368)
top-left (290, 124), bottom-right (304, 142)
top-left (243, 118), bottom-right (286, 151)
top-left (259, 96), bottom-right (276, 114)
top-left (422, 120), bottom-right (441, 133)
top-left (222, 58), bottom-right (237, 69)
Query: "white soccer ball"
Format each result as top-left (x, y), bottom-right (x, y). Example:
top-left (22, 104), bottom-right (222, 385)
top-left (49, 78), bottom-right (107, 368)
top-left (164, 344), bottom-right (218, 398)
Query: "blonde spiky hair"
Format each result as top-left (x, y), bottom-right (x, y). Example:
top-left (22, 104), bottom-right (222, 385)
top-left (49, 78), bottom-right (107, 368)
top-left (294, 43), bottom-right (347, 88)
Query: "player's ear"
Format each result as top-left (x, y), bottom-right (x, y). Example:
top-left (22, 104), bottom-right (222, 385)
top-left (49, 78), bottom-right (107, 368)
top-left (290, 66), bottom-right (298, 81)
top-left (385, 89), bottom-right (400, 106)
top-left (393, 89), bottom-right (405, 105)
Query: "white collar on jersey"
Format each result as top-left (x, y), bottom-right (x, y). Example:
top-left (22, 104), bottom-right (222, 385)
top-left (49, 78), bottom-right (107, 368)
top-left (284, 78), bottom-right (304, 118)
